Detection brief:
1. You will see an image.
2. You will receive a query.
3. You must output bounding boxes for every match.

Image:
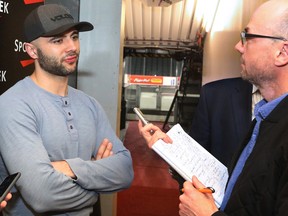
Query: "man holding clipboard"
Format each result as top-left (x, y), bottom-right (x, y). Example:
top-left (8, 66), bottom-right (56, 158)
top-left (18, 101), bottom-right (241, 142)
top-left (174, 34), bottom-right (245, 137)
top-left (138, 0), bottom-right (288, 215)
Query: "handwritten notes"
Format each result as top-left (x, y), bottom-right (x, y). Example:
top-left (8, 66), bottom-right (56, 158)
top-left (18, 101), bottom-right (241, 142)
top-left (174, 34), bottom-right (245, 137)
top-left (152, 124), bottom-right (228, 207)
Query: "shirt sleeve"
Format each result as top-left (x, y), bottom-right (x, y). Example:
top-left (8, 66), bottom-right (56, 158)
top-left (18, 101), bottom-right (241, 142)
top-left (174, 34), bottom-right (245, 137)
top-left (0, 100), bottom-right (98, 213)
top-left (65, 99), bottom-right (134, 192)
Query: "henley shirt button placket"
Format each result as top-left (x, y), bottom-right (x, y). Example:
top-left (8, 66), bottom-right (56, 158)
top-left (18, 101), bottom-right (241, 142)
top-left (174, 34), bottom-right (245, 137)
top-left (61, 98), bottom-right (74, 132)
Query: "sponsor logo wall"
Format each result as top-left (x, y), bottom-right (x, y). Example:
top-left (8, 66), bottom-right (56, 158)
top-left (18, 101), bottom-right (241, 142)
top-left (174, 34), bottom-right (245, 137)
top-left (0, 0), bottom-right (44, 94)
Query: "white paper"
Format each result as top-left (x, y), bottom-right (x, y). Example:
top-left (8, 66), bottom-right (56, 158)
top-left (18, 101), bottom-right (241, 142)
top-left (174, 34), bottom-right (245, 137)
top-left (152, 124), bottom-right (228, 207)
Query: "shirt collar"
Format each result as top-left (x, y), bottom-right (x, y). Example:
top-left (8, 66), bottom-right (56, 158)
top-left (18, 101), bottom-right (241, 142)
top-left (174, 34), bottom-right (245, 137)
top-left (252, 85), bottom-right (258, 94)
top-left (255, 94), bottom-right (288, 120)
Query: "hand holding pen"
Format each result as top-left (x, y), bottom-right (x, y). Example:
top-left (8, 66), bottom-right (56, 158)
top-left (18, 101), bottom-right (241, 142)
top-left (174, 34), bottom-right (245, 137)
top-left (179, 176), bottom-right (219, 216)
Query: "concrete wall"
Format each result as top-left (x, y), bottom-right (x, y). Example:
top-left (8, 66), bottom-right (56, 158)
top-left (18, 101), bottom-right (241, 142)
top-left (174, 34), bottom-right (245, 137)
top-left (77, 1), bottom-right (124, 216)
top-left (78, 0), bottom-right (123, 131)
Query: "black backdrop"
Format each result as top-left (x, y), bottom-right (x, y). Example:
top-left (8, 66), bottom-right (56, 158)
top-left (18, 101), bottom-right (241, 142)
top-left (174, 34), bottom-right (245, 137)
top-left (0, 0), bottom-right (42, 94)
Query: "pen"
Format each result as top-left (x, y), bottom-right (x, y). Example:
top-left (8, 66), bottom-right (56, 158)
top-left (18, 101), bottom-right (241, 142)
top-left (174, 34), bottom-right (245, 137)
top-left (181, 187), bottom-right (215, 194)
top-left (133, 107), bottom-right (154, 134)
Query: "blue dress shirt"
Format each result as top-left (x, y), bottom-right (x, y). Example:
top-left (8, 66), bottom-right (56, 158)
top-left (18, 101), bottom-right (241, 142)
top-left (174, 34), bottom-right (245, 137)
top-left (220, 93), bottom-right (288, 210)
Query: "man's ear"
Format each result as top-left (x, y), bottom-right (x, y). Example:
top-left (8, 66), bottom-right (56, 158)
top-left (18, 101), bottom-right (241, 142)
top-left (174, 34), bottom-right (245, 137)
top-left (275, 43), bottom-right (288, 66)
top-left (24, 42), bottom-right (37, 59)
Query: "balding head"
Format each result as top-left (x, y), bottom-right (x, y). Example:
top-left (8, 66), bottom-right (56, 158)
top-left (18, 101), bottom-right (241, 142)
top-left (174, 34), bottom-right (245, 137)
top-left (250, 0), bottom-right (288, 36)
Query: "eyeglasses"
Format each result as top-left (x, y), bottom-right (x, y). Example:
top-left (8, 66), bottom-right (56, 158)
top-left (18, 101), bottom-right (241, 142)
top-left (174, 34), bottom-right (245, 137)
top-left (240, 31), bottom-right (287, 45)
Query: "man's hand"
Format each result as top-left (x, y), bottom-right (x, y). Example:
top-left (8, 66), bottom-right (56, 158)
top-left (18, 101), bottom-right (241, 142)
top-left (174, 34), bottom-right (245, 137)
top-left (51, 161), bottom-right (76, 179)
top-left (92, 138), bottom-right (113, 160)
top-left (0, 192), bottom-right (12, 211)
top-left (137, 120), bottom-right (172, 148)
top-left (179, 176), bottom-right (218, 216)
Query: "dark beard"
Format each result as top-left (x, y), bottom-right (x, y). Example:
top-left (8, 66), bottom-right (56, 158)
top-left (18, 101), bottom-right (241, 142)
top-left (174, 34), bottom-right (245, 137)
top-left (37, 48), bottom-right (78, 77)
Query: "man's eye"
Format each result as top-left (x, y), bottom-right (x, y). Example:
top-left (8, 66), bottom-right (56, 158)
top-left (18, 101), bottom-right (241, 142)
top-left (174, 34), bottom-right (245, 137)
top-left (53, 39), bottom-right (63, 44)
top-left (72, 35), bottom-right (79, 40)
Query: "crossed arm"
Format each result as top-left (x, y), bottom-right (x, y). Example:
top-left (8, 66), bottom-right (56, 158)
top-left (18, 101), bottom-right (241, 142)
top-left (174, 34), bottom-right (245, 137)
top-left (51, 138), bottom-right (114, 178)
